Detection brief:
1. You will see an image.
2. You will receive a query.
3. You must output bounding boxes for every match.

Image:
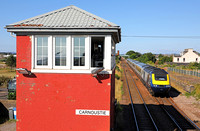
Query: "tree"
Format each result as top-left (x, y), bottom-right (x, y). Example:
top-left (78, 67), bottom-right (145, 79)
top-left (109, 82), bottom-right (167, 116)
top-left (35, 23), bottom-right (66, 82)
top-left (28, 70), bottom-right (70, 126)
top-left (158, 54), bottom-right (164, 59)
top-left (6, 55), bottom-right (16, 69)
top-left (136, 52), bottom-right (156, 63)
top-left (126, 50), bottom-right (135, 56)
top-left (158, 56), bottom-right (173, 64)
top-left (129, 52), bottom-right (141, 59)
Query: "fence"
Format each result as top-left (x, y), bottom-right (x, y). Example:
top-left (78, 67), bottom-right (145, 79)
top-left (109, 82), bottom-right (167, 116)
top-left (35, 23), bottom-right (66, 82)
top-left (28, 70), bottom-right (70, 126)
top-left (167, 67), bottom-right (200, 77)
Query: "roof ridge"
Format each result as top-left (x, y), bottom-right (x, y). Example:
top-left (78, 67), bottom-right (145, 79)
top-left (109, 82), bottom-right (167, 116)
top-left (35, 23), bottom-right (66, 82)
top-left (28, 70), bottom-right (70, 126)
top-left (71, 6), bottom-right (118, 26)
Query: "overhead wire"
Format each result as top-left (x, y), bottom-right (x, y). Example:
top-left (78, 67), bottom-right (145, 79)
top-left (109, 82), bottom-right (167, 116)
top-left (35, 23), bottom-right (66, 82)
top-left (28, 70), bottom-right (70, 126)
top-left (122, 35), bottom-right (200, 39)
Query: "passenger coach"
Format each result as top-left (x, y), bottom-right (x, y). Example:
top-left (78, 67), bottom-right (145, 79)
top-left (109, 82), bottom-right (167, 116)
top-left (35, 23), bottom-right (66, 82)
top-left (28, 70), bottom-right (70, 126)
top-left (127, 59), bottom-right (171, 95)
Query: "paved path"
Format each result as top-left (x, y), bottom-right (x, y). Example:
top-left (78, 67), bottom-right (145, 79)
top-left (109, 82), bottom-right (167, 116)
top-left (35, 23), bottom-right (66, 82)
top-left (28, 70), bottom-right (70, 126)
top-left (0, 121), bottom-right (16, 131)
top-left (0, 87), bottom-right (16, 131)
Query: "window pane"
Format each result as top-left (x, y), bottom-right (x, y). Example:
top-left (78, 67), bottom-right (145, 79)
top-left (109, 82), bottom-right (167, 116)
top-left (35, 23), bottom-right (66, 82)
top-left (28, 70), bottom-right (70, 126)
top-left (36, 37), bottom-right (48, 66)
top-left (80, 47), bottom-right (85, 56)
top-left (37, 47), bottom-right (42, 56)
top-left (43, 37), bottom-right (48, 46)
top-left (37, 37), bottom-right (42, 46)
top-left (80, 37), bottom-right (85, 46)
top-left (80, 57), bottom-right (85, 66)
top-left (43, 57), bottom-right (48, 65)
top-left (61, 48), bottom-right (66, 56)
top-left (73, 37), bottom-right (85, 66)
top-left (55, 47), bottom-right (60, 56)
top-left (43, 47), bottom-right (48, 56)
top-left (55, 37), bottom-right (67, 66)
top-left (37, 56), bottom-right (42, 65)
top-left (55, 38), bottom-right (60, 46)
top-left (74, 38), bottom-right (79, 46)
top-left (55, 57), bottom-right (60, 66)
top-left (60, 57), bottom-right (66, 66)
top-left (61, 37), bottom-right (66, 46)
top-left (74, 47), bottom-right (79, 57)
top-left (74, 57), bottom-right (79, 66)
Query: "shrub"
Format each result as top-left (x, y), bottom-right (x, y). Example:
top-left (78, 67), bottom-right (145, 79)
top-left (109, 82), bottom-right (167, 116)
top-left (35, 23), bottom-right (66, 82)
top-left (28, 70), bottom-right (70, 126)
top-left (8, 91), bottom-right (16, 100)
top-left (194, 84), bottom-right (200, 100)
top-left (0, 76), bottom-right (11, 86)
top-left (116, 66), bottom-right (120, 72)
top-left (115, 56), bottom-right (120, 64)
top-left (115, 74), bottom-right (120, 80)
top-left (185, 84), bottom-right (200, 100)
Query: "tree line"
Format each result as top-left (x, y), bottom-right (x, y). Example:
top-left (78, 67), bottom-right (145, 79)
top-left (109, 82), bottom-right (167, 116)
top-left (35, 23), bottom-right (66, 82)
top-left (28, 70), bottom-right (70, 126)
top-left (126, 50), bottom-right (172, 65)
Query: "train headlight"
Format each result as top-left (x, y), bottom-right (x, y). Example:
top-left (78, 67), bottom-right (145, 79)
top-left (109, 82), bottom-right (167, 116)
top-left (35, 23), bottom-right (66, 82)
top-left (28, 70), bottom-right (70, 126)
top-left (166, 85), bottom-right (171, 88)
top-left (153, 84), bottom-right (157, 87)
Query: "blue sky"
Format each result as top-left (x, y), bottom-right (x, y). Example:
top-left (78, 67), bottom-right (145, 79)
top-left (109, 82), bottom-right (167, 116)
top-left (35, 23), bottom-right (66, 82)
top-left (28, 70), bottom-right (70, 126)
top-left (1, 0), bottom-right (200, 54)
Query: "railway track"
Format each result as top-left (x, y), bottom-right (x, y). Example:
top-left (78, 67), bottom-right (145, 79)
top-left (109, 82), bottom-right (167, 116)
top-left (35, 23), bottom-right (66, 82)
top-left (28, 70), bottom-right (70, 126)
top-left (154, 97), bottom-right (199, 130)
top-left (121, 58), bottom-right (200, 130)
top-left (122, 64), bottom-right (158, 131)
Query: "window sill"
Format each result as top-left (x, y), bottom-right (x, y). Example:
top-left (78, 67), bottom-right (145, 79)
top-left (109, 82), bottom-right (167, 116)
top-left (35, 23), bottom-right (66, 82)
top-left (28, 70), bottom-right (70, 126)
top-left (31, 69), bottom-right (113, 74)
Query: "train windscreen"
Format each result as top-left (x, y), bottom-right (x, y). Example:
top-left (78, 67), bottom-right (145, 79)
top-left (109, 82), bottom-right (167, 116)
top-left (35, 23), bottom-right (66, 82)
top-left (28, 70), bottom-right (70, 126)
top-left (155, 74), bottom-right (167, 81)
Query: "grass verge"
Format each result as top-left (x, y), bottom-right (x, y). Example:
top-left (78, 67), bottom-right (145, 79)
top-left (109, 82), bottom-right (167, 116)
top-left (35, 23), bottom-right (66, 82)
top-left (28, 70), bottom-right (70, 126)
top-left (185, 84), bottom-right (200, 100)
top-left (115, 62), bottom-right (123, 101)
top-left (0, 69), bottom-right (16, 78)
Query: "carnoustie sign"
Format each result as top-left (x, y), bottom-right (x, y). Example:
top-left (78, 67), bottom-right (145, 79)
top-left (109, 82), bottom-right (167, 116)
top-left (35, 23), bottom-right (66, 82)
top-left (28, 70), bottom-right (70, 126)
top-left (76, 109), bottom-right (110, 116)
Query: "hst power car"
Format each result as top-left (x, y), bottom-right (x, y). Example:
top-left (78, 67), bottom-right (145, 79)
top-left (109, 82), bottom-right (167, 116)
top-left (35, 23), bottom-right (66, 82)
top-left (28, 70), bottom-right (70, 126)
top-left (127, 59), bottom-right (171, 95)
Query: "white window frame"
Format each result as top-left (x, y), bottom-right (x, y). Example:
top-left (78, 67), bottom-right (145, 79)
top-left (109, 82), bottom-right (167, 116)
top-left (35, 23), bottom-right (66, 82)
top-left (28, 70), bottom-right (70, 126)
top-left (53, 35), bottom-right (71, 69)
top-left (72, 36), bottom-right (89, 69)
top-left (34, 35), bottom-right (52, 69)
top-left (90, 35), bottom-right (106, 70)
top-left (31, 35), bottom-right (113, 74)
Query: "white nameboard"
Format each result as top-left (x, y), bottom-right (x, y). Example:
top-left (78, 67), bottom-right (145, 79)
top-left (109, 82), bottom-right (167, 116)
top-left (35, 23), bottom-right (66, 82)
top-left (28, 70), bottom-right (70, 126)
top-left (76, 109), bottom-right (110, 116)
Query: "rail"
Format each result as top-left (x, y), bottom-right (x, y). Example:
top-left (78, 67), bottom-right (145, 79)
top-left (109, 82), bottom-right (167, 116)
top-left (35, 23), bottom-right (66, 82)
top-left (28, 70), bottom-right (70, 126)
top-left (167, 98), bottom-right (200, 130)
top-left (122, 64), bottom-right (139, 131)
top-left (154, 97), bottom-right (182, 131)
top-left (122, 63), bottom-right (158, 131)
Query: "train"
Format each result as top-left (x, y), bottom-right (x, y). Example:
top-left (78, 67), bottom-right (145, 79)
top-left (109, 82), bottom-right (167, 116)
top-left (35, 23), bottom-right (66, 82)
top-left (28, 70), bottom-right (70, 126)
top-left (127, 59), bottom-right (171, 95)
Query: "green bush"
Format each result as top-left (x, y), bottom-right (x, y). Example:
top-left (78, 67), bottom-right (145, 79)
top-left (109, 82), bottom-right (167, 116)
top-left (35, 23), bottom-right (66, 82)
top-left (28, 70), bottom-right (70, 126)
top-left (116, 66), bottom-right (120, 72)
top-left (8, 91), bottom-right (16, 100)
top-left (115, 56), bottom-right (120, 64)
top-left (0, 76), bottom-right (11, 86)
top-left (115, 74), bottom-right (120, 80)
top-left (0, 58), bottom-right (6, 62)
top-left (123, 56), bottom-right (128, 59)
top-left (185, 84), bottom-right (200, 100)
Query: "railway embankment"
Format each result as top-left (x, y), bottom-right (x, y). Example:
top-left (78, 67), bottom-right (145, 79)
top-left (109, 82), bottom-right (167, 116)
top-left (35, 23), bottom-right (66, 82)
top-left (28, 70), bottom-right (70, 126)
top-left (168, 70), bottom-right (200, 99)
top-left (115, 58), bottom-right (200, 130)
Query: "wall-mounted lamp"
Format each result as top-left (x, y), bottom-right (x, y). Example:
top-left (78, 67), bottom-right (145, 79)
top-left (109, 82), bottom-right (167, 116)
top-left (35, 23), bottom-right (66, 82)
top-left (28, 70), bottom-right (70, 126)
top-left (91, 67), bottom-right (104, 77)
top-left (16, 68), bottom-right (31, 75)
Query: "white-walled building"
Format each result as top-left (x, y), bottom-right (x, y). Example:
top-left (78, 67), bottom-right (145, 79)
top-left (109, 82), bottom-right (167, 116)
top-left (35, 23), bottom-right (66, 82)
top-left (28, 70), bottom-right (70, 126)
top-left (173, 48), bottom-right (200, 63)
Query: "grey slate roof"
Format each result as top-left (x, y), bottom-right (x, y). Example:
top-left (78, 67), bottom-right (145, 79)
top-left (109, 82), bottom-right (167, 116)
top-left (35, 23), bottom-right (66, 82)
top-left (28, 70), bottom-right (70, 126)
top-left (6, 5), bottom-right (119, 28)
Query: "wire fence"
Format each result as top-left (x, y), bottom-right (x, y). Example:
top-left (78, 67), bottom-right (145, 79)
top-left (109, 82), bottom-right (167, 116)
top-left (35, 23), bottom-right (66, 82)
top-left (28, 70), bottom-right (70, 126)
top-left (167, 67), bottom-right (200, 78)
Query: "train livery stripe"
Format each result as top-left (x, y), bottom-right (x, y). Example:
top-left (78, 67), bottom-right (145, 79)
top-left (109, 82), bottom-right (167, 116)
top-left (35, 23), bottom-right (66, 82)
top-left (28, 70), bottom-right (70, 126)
top-left (152, 74), bottom-right (170, 85)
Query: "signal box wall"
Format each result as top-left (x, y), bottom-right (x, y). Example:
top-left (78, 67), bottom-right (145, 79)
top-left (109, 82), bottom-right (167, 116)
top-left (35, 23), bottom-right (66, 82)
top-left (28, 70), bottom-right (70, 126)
top-left (16, 36), bottom-right (115, 131)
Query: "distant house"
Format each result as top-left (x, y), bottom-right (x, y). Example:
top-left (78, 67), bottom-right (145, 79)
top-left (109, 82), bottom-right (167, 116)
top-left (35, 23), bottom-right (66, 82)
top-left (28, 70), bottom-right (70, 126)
top-left (173, 48), bottom-right (200, 63)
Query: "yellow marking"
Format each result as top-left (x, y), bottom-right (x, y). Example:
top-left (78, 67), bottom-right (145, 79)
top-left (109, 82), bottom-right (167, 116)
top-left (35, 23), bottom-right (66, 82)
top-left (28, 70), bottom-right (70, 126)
top-left (152, 74), bottom-right (170, 85)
